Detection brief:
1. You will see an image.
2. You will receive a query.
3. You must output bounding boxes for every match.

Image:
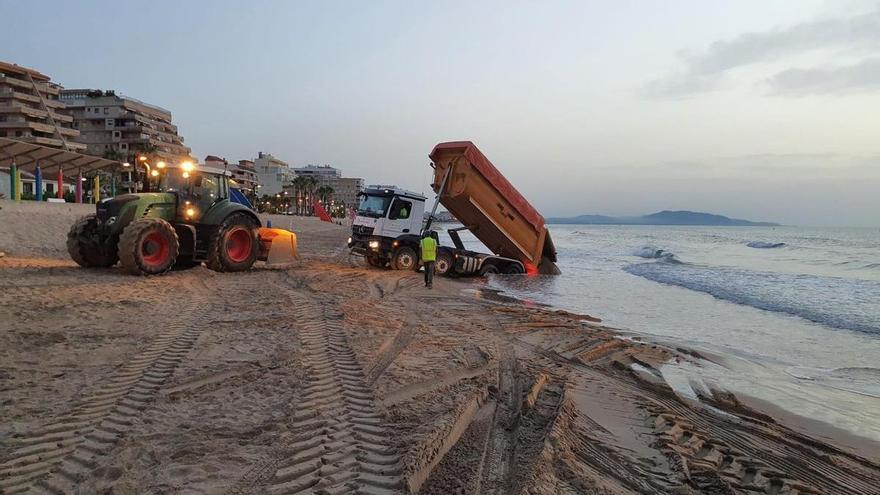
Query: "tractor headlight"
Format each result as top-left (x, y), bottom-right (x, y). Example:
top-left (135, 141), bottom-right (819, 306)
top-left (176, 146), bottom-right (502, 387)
top-left (185, 207), bottom-right (196, 217)
top-left (368, 240), bottom-right (380, 249)
top-left (347, 237), bottom-right (352, 245)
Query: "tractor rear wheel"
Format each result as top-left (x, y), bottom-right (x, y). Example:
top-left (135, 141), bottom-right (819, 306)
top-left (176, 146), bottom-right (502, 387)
top-left (67, 215), bottom-right (118, 268)
top-left (207, 213), bottom-right (259, 272)
top-left (119, 218), bottom-right (179, 275)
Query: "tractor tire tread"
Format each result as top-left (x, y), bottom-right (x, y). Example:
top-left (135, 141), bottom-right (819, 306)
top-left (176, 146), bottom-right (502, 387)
top-left (206, 213), bottom-right (259, 272)
top-left (118, 218), bottom-right (179, 275)
top-left (67, 215), bottom-right (118, 268)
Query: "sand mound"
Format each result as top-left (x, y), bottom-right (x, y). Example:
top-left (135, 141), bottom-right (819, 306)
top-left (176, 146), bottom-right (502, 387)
top-left (0, 200), bottom-right (94, 259)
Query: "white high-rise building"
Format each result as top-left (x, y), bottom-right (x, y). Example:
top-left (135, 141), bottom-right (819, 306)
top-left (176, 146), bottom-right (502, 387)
top-left (254, 152), bottom-right (293, 196)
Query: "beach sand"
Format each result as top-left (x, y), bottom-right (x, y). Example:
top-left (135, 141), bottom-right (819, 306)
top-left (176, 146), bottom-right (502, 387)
top-left (1, 199), bottom-right (878, 494)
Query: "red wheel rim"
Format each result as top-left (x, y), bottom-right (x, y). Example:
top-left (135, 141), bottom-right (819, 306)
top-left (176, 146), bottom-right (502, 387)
top-left (141, 231), bottom-right (170, 267)
top-left (226, 228), bottom-right (253, 263)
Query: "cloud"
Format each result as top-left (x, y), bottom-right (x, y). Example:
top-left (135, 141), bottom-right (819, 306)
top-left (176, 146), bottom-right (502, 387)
top-left (766, 57), bottom-right (880, 94)
top-left (644, 8), bottom-right (880, 98)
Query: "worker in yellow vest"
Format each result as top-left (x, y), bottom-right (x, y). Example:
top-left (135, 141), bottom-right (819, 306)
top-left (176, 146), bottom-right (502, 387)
top-left (420, 231), bottom-right (438, 288)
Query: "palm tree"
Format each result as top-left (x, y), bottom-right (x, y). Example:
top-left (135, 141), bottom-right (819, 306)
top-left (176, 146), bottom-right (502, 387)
top-left (304, 177), bottom-right (318, 215)
top-left (291, 176), bottom-right (308, 215)
top-left (316, 185), bottom-right (334, 209)
top-left (102, 149), bottom-right (125, 162)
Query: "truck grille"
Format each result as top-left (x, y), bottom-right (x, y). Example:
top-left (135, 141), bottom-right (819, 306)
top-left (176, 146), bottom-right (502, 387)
top-left (352, 225), bottom-right (374, 236)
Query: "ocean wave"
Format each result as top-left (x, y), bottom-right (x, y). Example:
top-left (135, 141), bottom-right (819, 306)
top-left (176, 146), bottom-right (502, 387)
top-left (633, 246), bottom-right (680, 263)
top-left (624, 262), bottom-right (880, 336)
top-left (747, 241), bottom-right (786, 249)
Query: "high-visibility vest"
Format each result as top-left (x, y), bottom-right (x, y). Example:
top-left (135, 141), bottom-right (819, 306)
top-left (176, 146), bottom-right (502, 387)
top-left (420, 237), bottom-right (437, 262)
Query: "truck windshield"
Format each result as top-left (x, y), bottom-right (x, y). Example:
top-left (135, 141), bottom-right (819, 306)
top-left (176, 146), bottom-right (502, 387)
top-left (358, 195), bottom-right (392, 218)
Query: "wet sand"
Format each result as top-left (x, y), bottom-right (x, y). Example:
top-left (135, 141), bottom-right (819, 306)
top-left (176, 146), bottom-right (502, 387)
top-left (1, 199), bottom-right (879, 494)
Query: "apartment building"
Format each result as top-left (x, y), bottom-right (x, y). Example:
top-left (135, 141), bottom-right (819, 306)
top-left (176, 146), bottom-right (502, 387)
top-left (59, 89), bottom-right (191, 162)
top-left (292, 164), bottom-right (363, 207)
top-left (293, 164), bottom-right (341, 181)
top-left (232, 159), bottom-right (258, 197)
top-left (331, 177), bottom-right (365, 208)
top-left (254, 152), bottom-right (293, 196)
top-left (0, 61), bottom-right (85, 151)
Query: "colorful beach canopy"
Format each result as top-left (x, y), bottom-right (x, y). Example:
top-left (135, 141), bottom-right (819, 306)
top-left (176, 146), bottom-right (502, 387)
top-left (0, 137), bottom-right (122, 174)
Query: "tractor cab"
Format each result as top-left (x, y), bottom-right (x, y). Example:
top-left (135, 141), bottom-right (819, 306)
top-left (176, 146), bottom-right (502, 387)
top-left (155, 162), bottom-right (232, 223)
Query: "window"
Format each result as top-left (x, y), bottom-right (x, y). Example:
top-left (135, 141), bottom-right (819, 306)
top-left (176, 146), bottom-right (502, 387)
top-left (103, 108), bottom-right (109, 114)
top-left (45, 183), bottom-right (55, 195)
top-left (112, 130), bottom-right (121, 138)
top-left (389, 198), bottom-right (412, 220)
top-left (192, 173), bottom-right (221, 204)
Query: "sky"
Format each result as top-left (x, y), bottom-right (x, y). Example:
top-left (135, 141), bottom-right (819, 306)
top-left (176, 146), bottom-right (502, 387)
top-left (3, 0), bottom-right (879, 226)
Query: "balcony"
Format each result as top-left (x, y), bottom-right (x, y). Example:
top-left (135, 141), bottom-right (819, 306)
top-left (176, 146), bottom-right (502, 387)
top-left (15, 135), bottom-right (87, 151)
top-left (0, 103), bottom-right (73, 122)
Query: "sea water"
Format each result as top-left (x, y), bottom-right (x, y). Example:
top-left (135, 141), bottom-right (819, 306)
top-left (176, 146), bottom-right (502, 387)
top-left (445, 225), bottom-right (880, 442)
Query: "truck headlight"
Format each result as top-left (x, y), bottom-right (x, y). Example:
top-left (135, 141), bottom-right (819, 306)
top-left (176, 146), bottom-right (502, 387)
top-left (368, 240), bottom-right (380, 249)
top-left (347, 237), bottom-right (352, 245)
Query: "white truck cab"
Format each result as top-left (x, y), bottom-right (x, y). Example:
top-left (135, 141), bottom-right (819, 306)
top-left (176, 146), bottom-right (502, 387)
top-left (349, 186), bottom-right (426, 269)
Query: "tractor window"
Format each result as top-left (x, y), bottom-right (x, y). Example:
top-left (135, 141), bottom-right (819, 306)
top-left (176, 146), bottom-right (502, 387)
top-left (389, 198), bottom-right (412, 220)
top-left (192, 174), bottom-right (221, 203)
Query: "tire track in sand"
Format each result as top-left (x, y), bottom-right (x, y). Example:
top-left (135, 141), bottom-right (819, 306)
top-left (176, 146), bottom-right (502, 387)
top-left (0, 278), bottom-right (210, 495)
top-left (264, 291), bottom-right (404, 495)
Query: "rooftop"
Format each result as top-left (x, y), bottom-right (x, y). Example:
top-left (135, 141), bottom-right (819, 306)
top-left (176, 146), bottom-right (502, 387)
top-left (0, 61), bottom-right (50, 82)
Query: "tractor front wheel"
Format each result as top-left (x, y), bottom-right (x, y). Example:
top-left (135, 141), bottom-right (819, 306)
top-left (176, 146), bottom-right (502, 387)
top-left (119, 218), bottom-right (179, 275)
top-left (67, 215), bottom-right (118, 268)
top-left (207, 213), bottom-right (259, 272)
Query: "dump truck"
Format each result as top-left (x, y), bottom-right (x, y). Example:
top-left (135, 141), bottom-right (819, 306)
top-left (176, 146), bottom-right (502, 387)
top-left (427, 141), bottom-right (558, 274)
top-left (348, 141), bottom-right (558, 276)
top-left (67, 161), bottom-right (297, 275)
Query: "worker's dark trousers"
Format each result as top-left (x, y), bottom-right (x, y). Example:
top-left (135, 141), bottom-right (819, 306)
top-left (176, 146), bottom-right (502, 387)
top-left (424, 261), bottom-right (435, 286)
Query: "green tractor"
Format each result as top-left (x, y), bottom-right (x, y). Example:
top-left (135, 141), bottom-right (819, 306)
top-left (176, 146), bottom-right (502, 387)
top-left (67, 162), bottom-right (297, 275)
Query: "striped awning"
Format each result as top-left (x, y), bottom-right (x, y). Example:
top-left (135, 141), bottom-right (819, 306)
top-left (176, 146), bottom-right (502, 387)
top-left (0, 137), bottom-right (122, 174)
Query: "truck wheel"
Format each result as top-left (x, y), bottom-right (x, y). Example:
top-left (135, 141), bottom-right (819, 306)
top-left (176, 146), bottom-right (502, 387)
top-left (504, 263), bottom-right (525, 275)
top-left (119, 218), bottom-right (179, 275)
top-left (392, 246), bottom-right (417, 271)
top-left (479, 263), bottom-right (499, 277)
top-left (67, 215), bottom-right (118, 268)
top-left (207, 213), bottom-right (259, 272)
top-left (435, 251), bottom-right (453, 276)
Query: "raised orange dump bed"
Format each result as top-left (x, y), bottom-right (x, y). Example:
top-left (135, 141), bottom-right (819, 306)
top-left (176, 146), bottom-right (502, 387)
top-left (429, 141), bottom-right (559, 274)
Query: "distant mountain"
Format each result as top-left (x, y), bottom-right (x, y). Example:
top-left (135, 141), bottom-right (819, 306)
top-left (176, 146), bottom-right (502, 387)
top-left (546, 210), bottom-right (779, 226)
